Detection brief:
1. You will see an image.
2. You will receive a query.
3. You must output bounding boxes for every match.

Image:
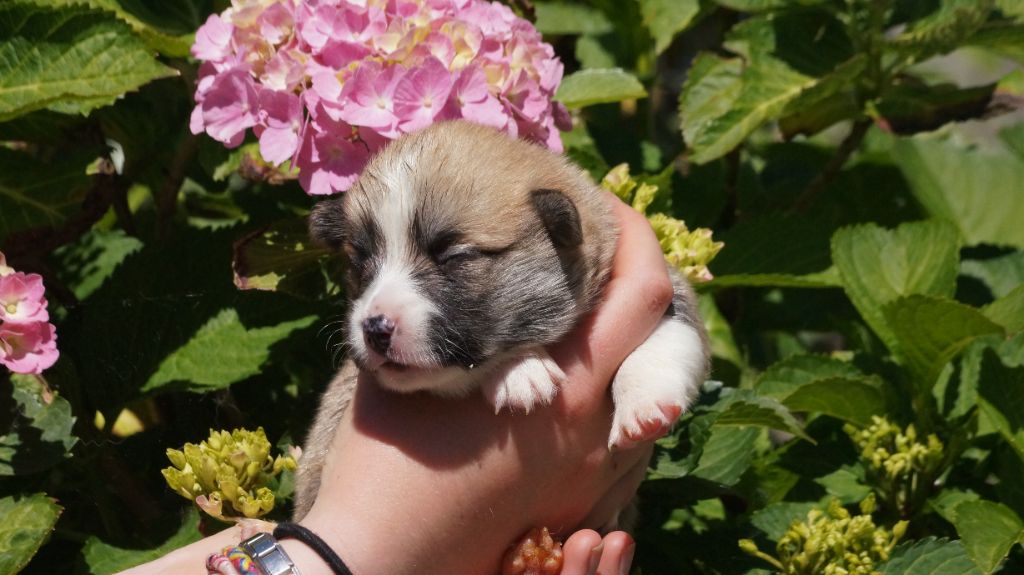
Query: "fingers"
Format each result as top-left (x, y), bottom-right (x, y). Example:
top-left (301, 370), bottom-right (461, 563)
top-left (561, 530), bottom-right (636, 575)
top-left (561, 530), bottom-right (602, 575)
top-left (595, 531), bottom-right (636, 575)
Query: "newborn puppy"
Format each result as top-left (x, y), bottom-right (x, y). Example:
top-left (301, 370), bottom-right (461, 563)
top-left (294, 121), bottom-right (708, 520)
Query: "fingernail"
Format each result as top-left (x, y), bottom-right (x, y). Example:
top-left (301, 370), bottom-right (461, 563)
top-left (618, 543), bottom-right (635, 575)
top-left (588, 542), bottom-right (604, 574)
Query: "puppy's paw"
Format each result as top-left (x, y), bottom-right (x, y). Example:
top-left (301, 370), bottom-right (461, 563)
top-left (484, 350), bottom-right (565, 414)
top-left (609, 400), bottom-right (684, 450)
top-left (608, 318), bottom-right (705, 450)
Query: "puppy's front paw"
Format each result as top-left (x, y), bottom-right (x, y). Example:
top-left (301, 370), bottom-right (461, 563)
top-left (608, 318), bottom-right (706, 450)
top-left (483, 350), bottom-right (565, 414)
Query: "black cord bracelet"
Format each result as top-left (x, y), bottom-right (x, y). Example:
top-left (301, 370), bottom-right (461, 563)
top-left (273, 522), bottom-right (354, 575)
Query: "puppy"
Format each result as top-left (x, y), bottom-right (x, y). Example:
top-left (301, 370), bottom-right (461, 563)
top-left (295, 121), bottom-right (709, 521)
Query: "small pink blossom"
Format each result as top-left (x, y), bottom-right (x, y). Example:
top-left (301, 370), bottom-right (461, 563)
top-left (0, 273), bottom-right (49, 325)
top-left (257, 89), bottom-right (304, 165)
top-left (194, 68), bottom-right (260, 147)
top-left (192, 14), bottom-right (234, 61)
top-left (395, 57), bottom-right (455, 132)
top-left (338, 62), bottom-right (404, 137)
top-left (0, 320), bottom-right (58, 375)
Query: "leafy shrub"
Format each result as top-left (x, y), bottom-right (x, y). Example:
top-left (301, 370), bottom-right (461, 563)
top-left (1, 0), bottom-right (1023, 573)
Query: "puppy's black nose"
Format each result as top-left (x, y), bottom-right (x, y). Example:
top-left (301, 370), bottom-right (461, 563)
top-left (362, 315), bottom-right (396, 355)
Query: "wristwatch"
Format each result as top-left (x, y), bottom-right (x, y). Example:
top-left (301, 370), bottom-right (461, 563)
top-left (240, 531), bottom-right (303, 575)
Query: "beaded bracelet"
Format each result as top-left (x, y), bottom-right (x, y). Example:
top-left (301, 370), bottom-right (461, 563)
top-left (206, 545), bottom-right (262, 575)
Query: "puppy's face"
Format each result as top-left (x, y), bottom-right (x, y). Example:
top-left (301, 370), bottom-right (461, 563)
top-left (310, 123), bottom-right (591, 394)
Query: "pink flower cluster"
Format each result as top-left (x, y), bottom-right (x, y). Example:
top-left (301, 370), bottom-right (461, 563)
top-left (0, 253), bottom-right (59, 375)
top-left (190, 0), bottom-right (571, 195)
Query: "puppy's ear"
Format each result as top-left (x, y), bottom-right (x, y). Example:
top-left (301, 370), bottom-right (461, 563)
top-left (530, 189), bottom-right (582, 249)
top-left (309, 198), bottom-right (346, 250)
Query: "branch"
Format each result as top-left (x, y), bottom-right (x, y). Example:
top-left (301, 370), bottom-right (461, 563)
top-left (789, 119), bottom-right (872, 214)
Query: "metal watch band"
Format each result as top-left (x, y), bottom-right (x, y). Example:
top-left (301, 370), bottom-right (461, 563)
top-left (240, 531), bottom-right (303, 575)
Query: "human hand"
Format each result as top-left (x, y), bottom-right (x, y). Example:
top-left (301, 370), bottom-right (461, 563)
top-left (287, 193), bottom-right (671, 575)
top-left (563, 530), bottom-right (635, 575)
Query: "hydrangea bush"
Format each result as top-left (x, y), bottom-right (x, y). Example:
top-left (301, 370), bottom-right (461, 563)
top-left (190, 0), bottom-right (570, 195)
top-left (2, 0), bottom-right (1024, 573)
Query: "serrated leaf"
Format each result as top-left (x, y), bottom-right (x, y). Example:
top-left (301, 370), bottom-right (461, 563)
top-left (142, 308), bottom-right (316, 394)
top-left (534, 2), bottom-right (612, 36)
top-left (692, 425), bottom-right (760, 485)
top-left (682, 12), bottom-right (863, 163)
top-left (46, 0), bottom-right (194, 57)
top-left (891, 0), bottom-right (994, 63)
top-left (0, 493), bottom-right (62, 575)
top-left (893, 138), bottom-right (1024, 249)
top-left (750, 501), bottom-right (818, 541)
top-left (0, 1), bottom-right (177, 121)
top-left (83, 508), bottom-right (202, 574)
top-left (0, 374), bottom-right (78, 476)
top-left (966, 22), bottom-right (1024, 63)
top-left (782, 377), bottom-right (886, 427)
top-left (233, 217), bottom-right (336, 300)
top-left (706, 269), bottom-right (841, 289)
top-left (977, 348), bottom-right (1024, 462)
top-left (714, 394), bottom-right (813, 442)
top-left (555, 68), bottom-right (647, 108)
top-left (831, 221), bottom-right (961, 354)
top-left (881, 537), bottom-right (982, 574)
top-left (928, 489), bottom-right (981, 525)
top-left (815, 466), bottom-right (873, 503)
top-left (884, 295), bottom-right (1003, 387)
top-left (0, 145), bottom-right (91, 244)
top-left (961, 251), bottom-right (1024, 299)
top-left (984, 285), bottom-right (1024, 334)
top-left (756, 355), bottom-right (863, 399)
top-left (699, 295), bottom-right (744, 368)
top-left (953, 500), bottom-right (1024, 574)
top-left (639, 0), bottom-right (701, 54)
top-left (53, 229), bottom-right (143, 300)
top-left (873, 83), bottom-right (997, 135)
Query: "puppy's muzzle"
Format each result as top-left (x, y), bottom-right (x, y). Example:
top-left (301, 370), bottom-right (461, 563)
top-left (362, 314), bottom-right (396, 355)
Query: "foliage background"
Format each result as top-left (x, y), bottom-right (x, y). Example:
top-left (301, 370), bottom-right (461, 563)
top-left (1, 0), bottom-right (1023, 573)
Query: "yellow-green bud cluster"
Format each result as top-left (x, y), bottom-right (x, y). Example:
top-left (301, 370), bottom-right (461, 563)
top-left (739, 495), bottom-right (908, 575)
top-left (844, 417), bottom-right (943, 483)
top-left (162, 427), bottom-right (297, 521)
top-left (600, 164), bottom-right (723, 284)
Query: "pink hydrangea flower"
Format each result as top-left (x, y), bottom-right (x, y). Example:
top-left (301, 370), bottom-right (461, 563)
top-left (0, 272), bottom-right (49, 325)
top-left (0, 321), bottom-right (58, 375)
top-left (189, 0), bottom-right (570, 195)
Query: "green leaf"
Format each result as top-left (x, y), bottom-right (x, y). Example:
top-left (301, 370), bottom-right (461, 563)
top-left (232, 217), bottom-right (337, 300)
top-left (83, 508), bottom-right (202, 574)
top-left (750, 501), bottom-right (817, 541)
top-left (555, 68), bottom-right (647, 108)
top-left (0, 145), bottom-right (91, 244)
top-left (53, 229), bottom-right (144, 300)
top-left (890, 0), bottom-right (994, 63)
top-left (873, 83), bottom-right (997, 135)
top-left (966, 22), bottom-right (1024, 64)
top-left (706, 269), bottom-right (841, 289)
top-left (692, 425), bottom-right (760, 485)
top-left (639, 0), bottom-right (701, 54)
top-left (961, 251), bottom-right (1024, 299)
top-left (699, 295), bottom-right (744, 368)
top-left (0, 375), bottom-right (78, 476)
top-left (39, 0), bottom-right (195, 57)
top-left (928, 489), bottom-right (981, 526)
top-left (534, 2), bottom-right (612, 36)
top-left (0, 1), bottom-right (177, 121)
top-left (815, 466), bottom-right (873, 503)
top-left (983, 284), bottom-right (1024, 334)
top-left (756, 355), bottom-right (864, 399)
top-left (142, 308), bottom-right (317, 394)
top-left (831, 221), bottom-right (961, 353)
top-left (881, 537), bottom-right (982, 574)
top-left (883, 295), bottom-right (1003, 387)
top-left (712, 0), bottom-right (823, 11)
top-left (977, 348), bottom-right (1024, 462)
top-left (681, 12), bottom-right (864, 163)
top-left (893, 138), bottom-right (1024, 249)
top-left (953, 500), bottom-right (1024, 574)
top-left (782, 377), bottom-right (886, 427)
top-left (714, 393), bottom-right (813, 442)
top-left (0, 493), bottom-right (62, 575)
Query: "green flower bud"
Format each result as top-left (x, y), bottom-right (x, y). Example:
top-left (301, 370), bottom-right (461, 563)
top-left (600, 163), bottom-right (638, 202)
